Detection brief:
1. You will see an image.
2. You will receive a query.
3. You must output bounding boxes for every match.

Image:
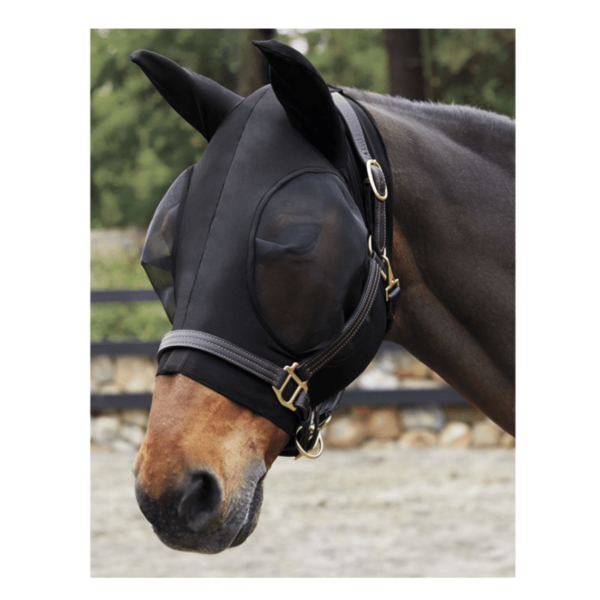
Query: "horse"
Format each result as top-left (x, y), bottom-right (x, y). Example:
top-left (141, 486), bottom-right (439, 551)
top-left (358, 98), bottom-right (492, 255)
top-left (130, 39), bottom-right (515, 554)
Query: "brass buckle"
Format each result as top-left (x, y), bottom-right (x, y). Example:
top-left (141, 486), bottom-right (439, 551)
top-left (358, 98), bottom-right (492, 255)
top-left (381, 250), bottom-right (400, 302)
top-left (366, 159), bottom-right (388, 201)
top-left (272, 363), bottom-right (308, 412)
top-left (368, 236), bottom-right (399, 302)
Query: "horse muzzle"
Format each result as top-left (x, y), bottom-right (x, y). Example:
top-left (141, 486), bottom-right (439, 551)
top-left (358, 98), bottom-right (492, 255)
top-left (134, 466), bottom-right (266, 553)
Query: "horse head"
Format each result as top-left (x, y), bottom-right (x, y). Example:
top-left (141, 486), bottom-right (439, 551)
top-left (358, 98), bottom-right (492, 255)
top-left (131, 40), bottom-right (396, 553)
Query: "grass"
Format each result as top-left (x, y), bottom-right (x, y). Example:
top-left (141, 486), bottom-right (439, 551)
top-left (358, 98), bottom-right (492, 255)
top-left (91, 245), bottom-right (171, 341)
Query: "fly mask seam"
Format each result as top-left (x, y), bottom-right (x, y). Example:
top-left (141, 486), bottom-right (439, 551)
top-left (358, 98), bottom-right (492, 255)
top-left (181, 87), bottom-right (270, 327)
top-left (170, 167), bottom-right (194, 288)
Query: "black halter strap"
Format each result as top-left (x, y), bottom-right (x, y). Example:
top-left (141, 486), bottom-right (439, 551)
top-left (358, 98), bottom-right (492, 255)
top-left (332, 91), bottom-right (400, 307)
top-left (156, 91), bottom-right (400, 458)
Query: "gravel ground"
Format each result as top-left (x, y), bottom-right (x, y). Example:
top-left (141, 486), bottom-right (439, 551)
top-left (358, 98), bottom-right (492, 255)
top-left (91, 445), bottom-right (514, 578)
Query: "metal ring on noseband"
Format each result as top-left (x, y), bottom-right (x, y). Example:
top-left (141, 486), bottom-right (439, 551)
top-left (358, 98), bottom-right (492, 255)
top-left (294, 412), bottom-right (332, 460)
top-left (295, 429), bottom-right (324, 459)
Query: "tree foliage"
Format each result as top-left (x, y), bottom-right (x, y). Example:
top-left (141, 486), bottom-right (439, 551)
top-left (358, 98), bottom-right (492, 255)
top-left (295, 29), bottom-right (389, 93)
top-left (91, 29), bottom-right (514, 230)
top-left (422, 29), bottom-right (515, 117)
top-left (91, 29), bottom-right (241, 229)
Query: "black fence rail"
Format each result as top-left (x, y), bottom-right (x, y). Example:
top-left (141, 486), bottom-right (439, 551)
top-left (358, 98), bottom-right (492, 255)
top-left (91, 289), bottom-right (468, 411)
top-left (91, 290), bottom-right (158, 303)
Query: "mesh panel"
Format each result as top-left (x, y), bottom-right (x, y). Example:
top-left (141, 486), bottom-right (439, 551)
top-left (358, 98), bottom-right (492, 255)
top-left (254, 173), bottom-right (368, 354)
top-left (141, 165), bottom-right (194, 322)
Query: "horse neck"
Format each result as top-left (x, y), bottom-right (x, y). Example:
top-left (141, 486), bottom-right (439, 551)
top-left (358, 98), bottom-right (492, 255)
top-left (348, 88), bottom-right (516, 321)
top-left (348, 88), bottom-right (515, 209)
top-left (347, 89), bottom-right (516, 433)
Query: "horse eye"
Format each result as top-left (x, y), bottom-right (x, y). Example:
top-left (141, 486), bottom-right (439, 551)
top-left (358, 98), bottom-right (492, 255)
top-left (258, 222), bottom-right (322, 256)
top-left (281, 223), bottom-right (321, 254)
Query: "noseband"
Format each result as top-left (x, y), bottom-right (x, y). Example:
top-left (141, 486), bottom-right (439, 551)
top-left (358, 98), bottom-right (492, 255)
top-left (156, 91), bottom-right (400, 458)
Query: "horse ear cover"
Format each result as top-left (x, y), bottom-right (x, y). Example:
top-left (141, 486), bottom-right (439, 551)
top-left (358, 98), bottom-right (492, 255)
top-left (253, 39), bottom-right (347, 167)
top-left (130, 49), bottom-right (243, 141)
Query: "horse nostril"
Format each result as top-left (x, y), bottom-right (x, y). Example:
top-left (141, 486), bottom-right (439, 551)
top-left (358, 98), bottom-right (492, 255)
top-left (178, 470), bottom-right (223, 532)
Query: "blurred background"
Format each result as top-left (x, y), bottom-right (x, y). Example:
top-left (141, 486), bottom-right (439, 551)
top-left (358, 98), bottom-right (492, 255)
top-left (90, 29), bottom-right (515, 577)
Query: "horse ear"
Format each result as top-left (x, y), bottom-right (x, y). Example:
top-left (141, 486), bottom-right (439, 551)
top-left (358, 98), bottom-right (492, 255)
top-left (252, 40), bottom-right (347, 167)
top-left (130, 49), bottom-right (243, 141)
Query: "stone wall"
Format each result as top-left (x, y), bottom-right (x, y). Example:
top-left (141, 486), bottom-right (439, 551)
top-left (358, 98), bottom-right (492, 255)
top-left (90, 349), bottom-right (515, 452)
top-left (91, 355), bottom-right (156, 394)
top-left (90, 405), bottom-right (514, 453)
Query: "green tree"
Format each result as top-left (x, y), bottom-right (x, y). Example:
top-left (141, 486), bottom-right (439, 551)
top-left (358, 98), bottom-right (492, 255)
top-left (383, 29), bottom-right (425, 100)
top-left (91, 29), bottom-right (242, 229)
top-left (421, 29), bottom-right (515, 117)
top-left (278, 29), bottom-right (389, 93)
top-left (236, 29), bottom-right (275, 96)
top-left (279, 29), bottom-right (514, 116)
top-left (91, 29), bottom-right (514, 231)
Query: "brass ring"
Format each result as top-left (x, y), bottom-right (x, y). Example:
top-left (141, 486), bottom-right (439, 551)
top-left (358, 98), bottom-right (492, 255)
top-left (318, 413), bottom-right (333, 431)
top-left (295, 429), bottom-right (324, 460)
top-left (366, 159), bottom-right (388, 201)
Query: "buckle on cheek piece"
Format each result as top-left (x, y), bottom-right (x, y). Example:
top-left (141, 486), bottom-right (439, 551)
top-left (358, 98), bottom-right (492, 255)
top-left (368, 236), bottom-right (401, 303)
top-left (272, 363), bottom-right (333, 460)
top-left (366, 159), bottom-right (388, 201)
top-left (272, 362), bottom-right (308, 411)
top-left (381, 251), bottom-right (401, 302)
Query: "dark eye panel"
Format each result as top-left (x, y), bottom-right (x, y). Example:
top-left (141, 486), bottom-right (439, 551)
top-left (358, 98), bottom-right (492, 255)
top-left (255, 222), bottom-right (322, 259)
top-left (253, 172), bottom-right (368, 355)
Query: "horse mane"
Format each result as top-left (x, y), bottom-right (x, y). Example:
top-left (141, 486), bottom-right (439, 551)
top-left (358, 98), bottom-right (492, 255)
top-left (343, 87), bottom-right (515, 144)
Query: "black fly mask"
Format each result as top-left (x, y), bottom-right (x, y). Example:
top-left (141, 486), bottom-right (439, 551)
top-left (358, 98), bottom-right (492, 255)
top-left (132, 40), bottom-right (400, 458)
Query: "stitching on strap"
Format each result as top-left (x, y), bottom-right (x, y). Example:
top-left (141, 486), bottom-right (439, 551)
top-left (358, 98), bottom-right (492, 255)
top-left (161, 331), bottom-right (278, 374)
top-left (160, 332), bottom-right (280, 381)
top-left (304, 259), bottom-right (380, 375)
top-left (184, 331), bottom-right (279, 372)
top-left (306, 267), bottom-right (378, 374)
top-left (160, 338), bottom-right (276, 383)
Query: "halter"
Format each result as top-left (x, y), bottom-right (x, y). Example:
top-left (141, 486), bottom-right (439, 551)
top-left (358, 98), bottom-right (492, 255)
top-left (156, 91), bottom-right (400, 458)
